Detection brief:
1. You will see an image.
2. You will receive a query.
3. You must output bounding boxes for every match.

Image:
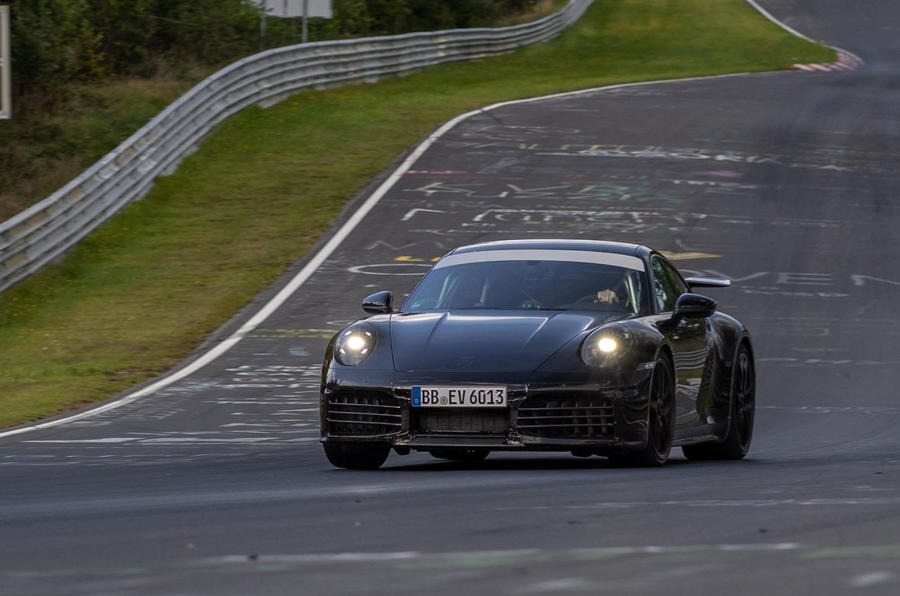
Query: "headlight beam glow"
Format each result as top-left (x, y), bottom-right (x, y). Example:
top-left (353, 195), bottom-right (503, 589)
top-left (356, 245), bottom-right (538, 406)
top-left (335, 325), bottom-right (376, 366)
top-left (580, 325), bottom-right (633, 368)
top-left (345, 334), bottom-right (368, 352)
top-left (597, 337), bottom-right (618, 353)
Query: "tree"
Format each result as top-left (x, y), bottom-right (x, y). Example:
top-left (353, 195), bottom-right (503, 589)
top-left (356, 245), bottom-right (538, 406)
top-left (9, 0), bottom-right (104, 96)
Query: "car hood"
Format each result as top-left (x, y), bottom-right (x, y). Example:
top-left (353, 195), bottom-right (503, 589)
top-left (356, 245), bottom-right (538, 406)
top-left (390, 310), bottom-right (615, 372)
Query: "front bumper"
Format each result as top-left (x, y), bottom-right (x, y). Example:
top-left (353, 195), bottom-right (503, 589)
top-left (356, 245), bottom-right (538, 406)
top-left (320, 378), bottom-right (652, 453)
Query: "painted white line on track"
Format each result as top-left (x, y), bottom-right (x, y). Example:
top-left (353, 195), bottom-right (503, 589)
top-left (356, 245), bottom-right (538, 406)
top-left (745, 0), bottom-right (817, 42)
top-left (21, 438), bottom-right (139, 444)
top-left (496, 498), bottom-right (900, 510)
top-left (525, 578), bottom-right (591, 593)
top-left (201, 543), bottom-right (803, 566)
top-left (849, 572), bottom-right (894, 588)
top-left (0, 1), bottom-right (864, 441)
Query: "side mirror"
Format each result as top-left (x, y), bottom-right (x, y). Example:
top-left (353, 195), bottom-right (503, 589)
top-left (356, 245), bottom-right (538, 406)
top-left (673, 293), bottom-right (716, 320)
top-left (362, 291), bottom-right (392, 314)
top-left (684, 276), bottom-right (731, 289)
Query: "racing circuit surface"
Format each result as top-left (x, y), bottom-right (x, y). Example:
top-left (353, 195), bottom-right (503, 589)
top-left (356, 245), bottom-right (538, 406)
top-left (2, 1), bottom-right (900, 594)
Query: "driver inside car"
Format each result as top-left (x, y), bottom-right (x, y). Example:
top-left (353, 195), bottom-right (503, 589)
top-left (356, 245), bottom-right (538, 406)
top-left (593, 269), bottom-right (629, 306)
top-left (594, 288), bottom-right (620, 304)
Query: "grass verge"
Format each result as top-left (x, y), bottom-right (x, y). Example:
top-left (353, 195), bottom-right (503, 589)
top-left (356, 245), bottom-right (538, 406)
top-left (0, 75), bottom-right (207, 221)
top-left (0, 0), bottom-right (833, 428)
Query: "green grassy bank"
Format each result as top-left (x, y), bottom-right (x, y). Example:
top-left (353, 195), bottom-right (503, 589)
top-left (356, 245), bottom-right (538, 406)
top-left (0, 0), bottom-right (833, 428)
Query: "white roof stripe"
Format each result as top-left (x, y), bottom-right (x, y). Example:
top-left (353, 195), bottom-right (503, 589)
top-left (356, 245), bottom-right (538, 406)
top-left (435, 249), bottom-right (645, 271)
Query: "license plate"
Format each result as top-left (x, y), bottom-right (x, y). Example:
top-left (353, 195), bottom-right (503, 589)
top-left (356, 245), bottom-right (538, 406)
top-left (411, 386), bottom-right (507, 408)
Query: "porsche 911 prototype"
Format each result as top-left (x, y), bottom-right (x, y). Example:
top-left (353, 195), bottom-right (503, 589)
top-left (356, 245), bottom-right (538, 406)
top-left (320, 240), bottom-right (755, 469)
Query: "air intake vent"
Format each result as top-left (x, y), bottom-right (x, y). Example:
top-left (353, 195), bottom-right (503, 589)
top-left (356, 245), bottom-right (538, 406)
top-left (326, 392), bottom-right (402, 437)
top-left (517, 396), bottom-right (614, 438)
top-left (414, 410), bottom-right (507, 435)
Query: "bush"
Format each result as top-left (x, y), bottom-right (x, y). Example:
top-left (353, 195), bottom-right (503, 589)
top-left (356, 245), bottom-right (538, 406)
top-left (9, 0), bottom-right (105, 99)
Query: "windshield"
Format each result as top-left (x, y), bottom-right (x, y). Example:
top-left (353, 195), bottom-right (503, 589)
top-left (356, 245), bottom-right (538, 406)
top-left (401, 259), bottom-right (650, 315)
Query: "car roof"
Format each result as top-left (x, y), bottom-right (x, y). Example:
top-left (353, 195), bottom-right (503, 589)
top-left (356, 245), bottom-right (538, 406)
top-left (448, 239), bottom-right (651, 258)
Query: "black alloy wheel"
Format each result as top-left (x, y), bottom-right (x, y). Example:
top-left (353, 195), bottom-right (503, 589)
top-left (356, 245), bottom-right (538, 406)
top-left (611, 354), bottom-right (675, 467)
top-left (324, 443), bottom-right (391, 470)
top-left (682, 343), bottom-right (755, 461)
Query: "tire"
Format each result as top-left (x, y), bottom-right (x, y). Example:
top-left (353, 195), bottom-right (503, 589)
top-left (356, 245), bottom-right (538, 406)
top-left (428, 448), bottom-right (490, 462)
top-left (682, 343), bottom-right (755, 461)
top-left (610, 354), bottom-right (675, 467)
top-left (324, 443), bottom-right (390, 470)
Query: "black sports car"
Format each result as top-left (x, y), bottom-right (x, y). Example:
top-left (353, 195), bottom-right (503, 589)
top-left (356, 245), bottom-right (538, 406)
top-left (320, 239), bottom-right (755, 469)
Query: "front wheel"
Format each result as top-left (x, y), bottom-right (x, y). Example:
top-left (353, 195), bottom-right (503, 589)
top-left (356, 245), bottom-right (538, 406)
top-left (324, 443), bottom-right (390, 470)
top-left (682, 343), bottom-right (755, 461)
top-left (610, 354), bottom-right (675, 467)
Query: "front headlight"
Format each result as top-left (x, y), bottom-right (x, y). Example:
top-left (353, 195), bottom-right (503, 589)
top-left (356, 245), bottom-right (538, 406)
top-left (334, 324), bottom-right (376, 366)
top-left (581, 325), bottom-right (633, 368)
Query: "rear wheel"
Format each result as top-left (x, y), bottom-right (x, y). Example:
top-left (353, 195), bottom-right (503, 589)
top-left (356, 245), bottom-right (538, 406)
top-left (429, 448), bottom-right (489, 462)
top-left (610, 354), bottom-right (675, 467)
top-left (324, 443), bottom-right (390, 470)
top-left (682, 344), bottom-right (755, 461)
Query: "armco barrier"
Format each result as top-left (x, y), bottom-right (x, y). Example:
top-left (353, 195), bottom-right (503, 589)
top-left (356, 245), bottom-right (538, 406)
top-left (0, 0), bottom-right (592, 294)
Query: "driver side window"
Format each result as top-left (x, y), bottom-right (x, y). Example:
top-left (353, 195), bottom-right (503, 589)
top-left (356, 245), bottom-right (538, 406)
top-left (651, 256), bottom-right (688, 312)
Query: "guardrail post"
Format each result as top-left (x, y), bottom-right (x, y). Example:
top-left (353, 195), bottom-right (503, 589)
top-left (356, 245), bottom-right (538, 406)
top-left (0, 5), bottom-right (11, 120)
top-left (302, 0), bottom-right (309, 43)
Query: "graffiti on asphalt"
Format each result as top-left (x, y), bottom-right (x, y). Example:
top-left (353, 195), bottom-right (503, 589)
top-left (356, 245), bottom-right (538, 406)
top-left (403, 181), bottom-right (683, 204)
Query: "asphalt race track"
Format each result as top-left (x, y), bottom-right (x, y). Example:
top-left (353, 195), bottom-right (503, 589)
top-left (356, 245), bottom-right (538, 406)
top-left (2, 1), bottom-right (900, 594)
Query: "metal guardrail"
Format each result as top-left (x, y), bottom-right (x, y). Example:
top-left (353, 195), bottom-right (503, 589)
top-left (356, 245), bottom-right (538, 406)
top-left (0, 0), bottom-right (592, 294)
